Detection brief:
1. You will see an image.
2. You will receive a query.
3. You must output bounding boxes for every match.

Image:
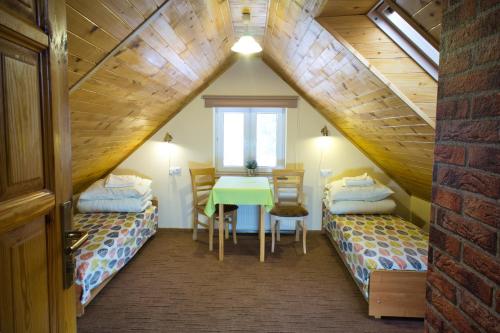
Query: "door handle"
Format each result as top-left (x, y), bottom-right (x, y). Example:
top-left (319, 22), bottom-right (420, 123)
top-left (61, 200), bottom-right (89, 289)
top-left (65, 231), bottom-right (89, 254)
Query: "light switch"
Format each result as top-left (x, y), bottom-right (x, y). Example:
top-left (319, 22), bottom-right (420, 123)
top-left (320, 169), bottom-right (332, 177)
top-left (169, 166), bottom-right (181, 176)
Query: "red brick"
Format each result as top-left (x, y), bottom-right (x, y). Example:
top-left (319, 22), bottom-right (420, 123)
top-left (427, 267), bottom-right (457, 303)
top-left (463, 196), bottom-right (500, 227)
top-left (434, 144), bottom-right (466, 165)
top-left (446, 9), bottom-right (500, 49)
top-left (443, 0), bottom-right (476, 30)
top-left (440, 119), bottom-right (500, 143)
top-left (460, 291), bottom-right (500, 333)
top-left (433, 187), bottom-right (463, 212)
top-left (440, 49), bottom-right (473, 75)
top-left (437, 208), bottom-right (497, 254)
top-left (437, 166), bottom-right (500, 199)
top-left (436, 98), bottom-right (469, 120)
top-left (425, 305), bottom-right (448, 332)
top-left (429, 225), bottom-right (462, 259)
top-left (476, 35), bottom-right (500, 65)
top-left (428, 287), bottom-right (479, 333)
top-left (441, 67), bottom-right (500, 97)
top-left (496, 290), bottom-right (500, 314)
top-left (469, 145), bottom-right (500, 173)
top-left (480, 0), bottom-right (500, 11)
top-left (463, 244), bottom-right (500, 284)
top-left (434, 251), bottom-right (493, 305)
top-left (472, 93), bottom-right (500, 118)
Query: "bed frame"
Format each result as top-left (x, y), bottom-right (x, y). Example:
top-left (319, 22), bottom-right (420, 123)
top-left (75, 199), bottom-right (158, 317)
top-left (322, 207), bottom-right (426, 319)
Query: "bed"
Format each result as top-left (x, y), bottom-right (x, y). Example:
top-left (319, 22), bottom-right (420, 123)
top-left (74, 200), bottom-right (158, 316)
top-left (322, 204), bottom-right (428, 318)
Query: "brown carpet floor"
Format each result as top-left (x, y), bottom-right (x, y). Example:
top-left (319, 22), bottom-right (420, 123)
top-left (77, 230), bottom-right (424, 333)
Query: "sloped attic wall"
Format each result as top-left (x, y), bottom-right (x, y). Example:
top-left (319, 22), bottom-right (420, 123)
top-left (67, 0), bottom-right (235, 192)
top-left (264, 0), bottom-right (436, 200)
top-left (114, 58), bottom-right (418, 230)
top-left (67, 0), bottom-right (436, 204)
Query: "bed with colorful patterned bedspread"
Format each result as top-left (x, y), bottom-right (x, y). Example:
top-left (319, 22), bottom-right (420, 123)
top-left (323, 210), bottom-right (428, 299)
top-left (74, 204), bottom-right (158, 304)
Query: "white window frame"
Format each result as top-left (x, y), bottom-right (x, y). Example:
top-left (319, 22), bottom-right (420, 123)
top-left (368, 1), bottom-right (439, 80)
top-left (214, 107), bottom-right (286, 173)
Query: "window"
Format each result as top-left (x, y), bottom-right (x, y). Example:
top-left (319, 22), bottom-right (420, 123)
top-left (368, 1), bottom-right (439, 80)
top-left (215, 107), bottom-right (286, 172)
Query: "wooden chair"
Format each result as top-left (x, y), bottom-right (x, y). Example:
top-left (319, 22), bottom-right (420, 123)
top-left (189, 168), bottom-right (238, 251)
top-left (270, 169), bottom-right (308, 254)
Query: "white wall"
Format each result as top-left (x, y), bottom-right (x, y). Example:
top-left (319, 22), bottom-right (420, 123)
top-left (115, 57), bottom-right (413, 230)
top-left (410, 196), bottom-right (432, 231)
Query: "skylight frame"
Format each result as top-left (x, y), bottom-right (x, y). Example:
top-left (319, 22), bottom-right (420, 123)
top-left (368, 1), bottom-right (439, 80)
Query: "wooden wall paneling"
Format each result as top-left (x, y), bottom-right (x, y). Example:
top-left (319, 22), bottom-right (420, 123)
top-left (66, 0), bottom-right (132, 40)
top-left (228, 0), bottom-right (269, 43)
top-left (393, 0), bottom-right (442, 44)
top-left (318, 0), bottom-right (378, 16)
top-left (129, 0), bottom-right (165, 18)
top-left (318, 15), bottom-right (437, 125)
top-left (68, 0), bottom-right (236, 192)
top-left (264, 0), bottom-right (435, 200)
top-left (66, 5), bottom-right (118, 53)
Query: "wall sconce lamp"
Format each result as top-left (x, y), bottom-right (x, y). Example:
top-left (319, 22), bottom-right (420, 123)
top-left (320, 126), bottom-right (329, 137)
top-left (164, 132), bottom-right (173, 143)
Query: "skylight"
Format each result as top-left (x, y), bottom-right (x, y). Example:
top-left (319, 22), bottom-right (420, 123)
top-left (368, 1), bottom-right (439, 80)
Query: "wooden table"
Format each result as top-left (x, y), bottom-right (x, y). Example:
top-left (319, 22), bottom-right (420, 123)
top-left (204, 176), bottom-right (274, 262)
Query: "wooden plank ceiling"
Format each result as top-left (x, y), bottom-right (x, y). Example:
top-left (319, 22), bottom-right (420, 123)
top-left (67, 0), bottom-right (235, 192)
top-left (394, 0), bottom-right (442, 44)
top-left (67, 0), bottom-right (437, 200)
top-left (318, 0), bottom-right (379, 16)
top-left (229, 0), bottom-right (269, 44)
top-left (263, 0), bottom-right (435, 199)
top-left (319, 16), bottom-right (438, 124)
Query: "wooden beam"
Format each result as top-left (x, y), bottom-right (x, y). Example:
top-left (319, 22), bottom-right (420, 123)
top-left (69, 0), bottom-right (171, 94)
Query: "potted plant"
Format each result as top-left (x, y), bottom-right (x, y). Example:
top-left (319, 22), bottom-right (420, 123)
top-left (245, 159), bottom-right (258, 176)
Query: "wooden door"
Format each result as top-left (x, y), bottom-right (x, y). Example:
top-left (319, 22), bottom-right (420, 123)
top-left (0, 0), bottom-right (76, 332)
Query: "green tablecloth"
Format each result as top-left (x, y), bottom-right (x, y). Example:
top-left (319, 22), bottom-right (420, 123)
top-left (204, 176), bottom-right (274, 217)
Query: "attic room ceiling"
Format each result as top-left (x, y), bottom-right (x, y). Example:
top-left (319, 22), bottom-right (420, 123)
top-left (67, 0), bottom-right (440, 200)
top-left (67, 0), bottom-right (235, 192)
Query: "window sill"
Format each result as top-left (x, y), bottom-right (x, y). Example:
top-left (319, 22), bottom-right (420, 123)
top-left (216, 170), bottom-right (272, 178)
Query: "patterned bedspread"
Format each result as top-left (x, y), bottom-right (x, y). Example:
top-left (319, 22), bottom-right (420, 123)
top-left (323, 210), bottom-right (428, 299)
top-left (74, 205), bottom-right (158, 304)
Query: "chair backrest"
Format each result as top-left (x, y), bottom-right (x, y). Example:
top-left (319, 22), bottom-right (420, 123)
top-left (189, 167), bottom-right (216, 207)
top-left (272, 169), bottom-right (304, 205)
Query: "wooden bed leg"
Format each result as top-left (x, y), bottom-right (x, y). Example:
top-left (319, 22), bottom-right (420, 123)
top-left (76, 301), bottom-right (85, 317)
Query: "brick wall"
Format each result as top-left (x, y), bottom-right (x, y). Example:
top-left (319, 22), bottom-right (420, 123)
top-left (425, 0), bottom-right (500, 332)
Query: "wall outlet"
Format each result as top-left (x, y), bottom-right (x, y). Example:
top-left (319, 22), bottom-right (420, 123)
top-left (169, 166), bottom-right (181, 176)
top-left (320, 169), bottom-right (333, 177)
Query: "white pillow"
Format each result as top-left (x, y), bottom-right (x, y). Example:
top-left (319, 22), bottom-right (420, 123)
top-left (80, 179), bottom-right (151, 200)
top-left (325, 180), bottom-right (394, 202)
top-left (343, 173), bottom-right (374, 187)
top-left (324, 199), bottom-right (396, 214)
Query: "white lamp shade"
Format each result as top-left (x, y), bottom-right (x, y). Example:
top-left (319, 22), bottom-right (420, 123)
top-left (231, 35), bottom-right (263, 55)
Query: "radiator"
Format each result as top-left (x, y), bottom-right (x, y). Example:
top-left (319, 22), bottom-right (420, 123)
top-left (219, 205), bottom-right (296, 233)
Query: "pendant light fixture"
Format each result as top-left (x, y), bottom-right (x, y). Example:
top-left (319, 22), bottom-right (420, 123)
top-left (231, 8), bottom-right (262, 55)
